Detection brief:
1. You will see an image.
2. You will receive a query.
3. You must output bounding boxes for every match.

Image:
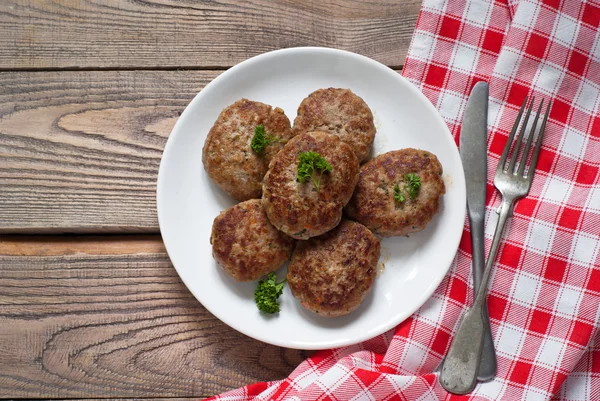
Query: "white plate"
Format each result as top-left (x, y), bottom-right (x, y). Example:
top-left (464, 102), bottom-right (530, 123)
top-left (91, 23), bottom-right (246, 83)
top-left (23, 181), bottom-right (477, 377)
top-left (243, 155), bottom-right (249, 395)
top-left (157, 47), bottom-right (466, 350)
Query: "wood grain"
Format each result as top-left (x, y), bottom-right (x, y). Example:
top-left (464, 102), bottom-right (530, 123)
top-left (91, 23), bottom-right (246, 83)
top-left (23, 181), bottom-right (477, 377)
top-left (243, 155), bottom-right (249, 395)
top-left (0, 0), bottom-right (419, 69)
top-left (0, 235), bottom-right (308, 398)
top-left (0, 68), bottom-right (404, 234)
top-left (0, 234), bottom-right (166, 256)
top-left (0, 70), bottom-right (219, 233)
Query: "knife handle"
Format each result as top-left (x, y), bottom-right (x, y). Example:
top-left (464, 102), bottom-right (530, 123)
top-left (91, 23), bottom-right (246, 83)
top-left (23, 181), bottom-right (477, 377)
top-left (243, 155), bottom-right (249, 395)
top-left (440, 305), bottom-right (485, 394)
top-left (469, 212), bottom-right (497, 382)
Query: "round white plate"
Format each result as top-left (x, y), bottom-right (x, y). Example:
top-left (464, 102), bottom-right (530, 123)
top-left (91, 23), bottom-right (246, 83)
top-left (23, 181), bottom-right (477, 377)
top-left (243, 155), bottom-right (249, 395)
top-left (157, 47), bottom-right (466, 350)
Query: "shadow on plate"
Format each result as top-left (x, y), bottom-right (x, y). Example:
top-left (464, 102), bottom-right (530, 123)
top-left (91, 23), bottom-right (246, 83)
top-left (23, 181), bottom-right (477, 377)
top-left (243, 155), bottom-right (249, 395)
top-left (204, 170), bottom-right (237, 210)
top-left (380, 206), bottom-right (443, 259)
top-left (215, 261), bottom-right (291, 301)
top-left (215, 262), bottom-right (256, 300)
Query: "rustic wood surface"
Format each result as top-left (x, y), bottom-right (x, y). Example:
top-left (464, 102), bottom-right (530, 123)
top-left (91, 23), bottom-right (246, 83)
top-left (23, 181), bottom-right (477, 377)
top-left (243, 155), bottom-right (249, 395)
top-left (0, 70), bottom-right (218, 233)
top-left (0, 235), bottom-right (309, 398)
top-left (0, 0), bottom-right (417, 399)
top-left (0, 0), bottom-right (419, 69)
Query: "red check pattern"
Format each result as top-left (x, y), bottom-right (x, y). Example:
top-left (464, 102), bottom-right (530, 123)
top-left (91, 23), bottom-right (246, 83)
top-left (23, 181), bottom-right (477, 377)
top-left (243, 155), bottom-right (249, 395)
top-left (207, 0), bottom-right (600, 399)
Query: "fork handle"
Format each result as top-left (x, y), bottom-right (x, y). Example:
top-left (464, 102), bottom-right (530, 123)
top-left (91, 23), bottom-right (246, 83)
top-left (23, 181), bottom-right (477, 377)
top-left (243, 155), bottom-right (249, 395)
top-left (478, 320), bottom-right (496, 381)
top-left (475, 198), bottom-right (513, 307)
top-left (440, 198), bottom-right (513, 394)
top-left (440, 303), bottom-right (486, 394)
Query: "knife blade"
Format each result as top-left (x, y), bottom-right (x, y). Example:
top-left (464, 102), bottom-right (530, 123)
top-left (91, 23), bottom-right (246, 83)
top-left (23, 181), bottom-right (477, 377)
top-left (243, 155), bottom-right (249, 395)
top-left (459, 81), bottom-right (496, 381)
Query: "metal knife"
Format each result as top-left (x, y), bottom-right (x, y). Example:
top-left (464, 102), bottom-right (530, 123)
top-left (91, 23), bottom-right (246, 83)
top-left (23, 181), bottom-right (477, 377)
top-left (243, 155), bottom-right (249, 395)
top-left (446, 81), bottom-right (496, 385)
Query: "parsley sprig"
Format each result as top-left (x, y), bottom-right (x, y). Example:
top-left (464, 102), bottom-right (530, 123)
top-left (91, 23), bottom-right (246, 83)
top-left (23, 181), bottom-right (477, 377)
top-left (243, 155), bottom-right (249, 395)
top-left (251, 124), bottom-right (286, 154)
top-left (297, 151), bottom-right (332, 191)
top-left (394, 173), bottom-right (422, 203)
top-left (393, 183), bottom-right (405, 203)
top-left (254, 272), bottom-right (286, 314)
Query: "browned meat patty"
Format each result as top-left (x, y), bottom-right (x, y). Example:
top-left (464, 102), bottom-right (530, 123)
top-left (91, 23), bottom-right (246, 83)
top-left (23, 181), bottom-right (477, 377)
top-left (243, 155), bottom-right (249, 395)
top-left (345, 149), bottom-right (446, 237)
top-left (287, 220), bottom-right (380, 317)
top-left (202, 99), bottom-right (294, 201)
top-left (293, 88), bottom-right (376, 163)
top-left (262, 131), bottom-right (360, 240)
top-left (210, 199), bottom-right (295, 281)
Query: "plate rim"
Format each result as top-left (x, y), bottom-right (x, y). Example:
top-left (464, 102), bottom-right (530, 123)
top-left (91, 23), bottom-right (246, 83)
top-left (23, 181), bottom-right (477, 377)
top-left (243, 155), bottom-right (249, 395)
top-left (157, 46), bottom-right (466, 350)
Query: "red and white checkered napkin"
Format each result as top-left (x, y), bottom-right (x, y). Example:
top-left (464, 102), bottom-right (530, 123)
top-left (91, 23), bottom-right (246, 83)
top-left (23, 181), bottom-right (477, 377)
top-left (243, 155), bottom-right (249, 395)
top-left (208, 0), bottom-right (600, 399)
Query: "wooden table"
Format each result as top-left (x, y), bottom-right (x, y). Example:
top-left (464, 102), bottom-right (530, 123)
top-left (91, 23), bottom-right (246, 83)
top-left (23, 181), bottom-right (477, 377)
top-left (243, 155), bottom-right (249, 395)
top-left (0, 1), bottom-right (419, 399)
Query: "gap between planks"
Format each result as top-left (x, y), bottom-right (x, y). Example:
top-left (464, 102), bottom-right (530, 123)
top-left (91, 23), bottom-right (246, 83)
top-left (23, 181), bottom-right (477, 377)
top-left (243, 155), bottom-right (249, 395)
top-left (0, 64), bottom-right (404, 73)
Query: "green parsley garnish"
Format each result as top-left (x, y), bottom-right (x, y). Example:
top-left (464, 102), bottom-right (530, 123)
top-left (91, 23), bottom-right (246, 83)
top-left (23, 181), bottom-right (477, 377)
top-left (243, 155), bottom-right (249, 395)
top-left (405, 173), bottom-right (421, 199)
top-left (254, 272), bottom-right (286, 314)
top-left (297, 151), bottom-right (333, 191)
top-left (394, 173), bottom-right (421, 203)
top-left (251, 124), bottom-right (286, 154)
top-left (393, 183), bottom-right (405, 203)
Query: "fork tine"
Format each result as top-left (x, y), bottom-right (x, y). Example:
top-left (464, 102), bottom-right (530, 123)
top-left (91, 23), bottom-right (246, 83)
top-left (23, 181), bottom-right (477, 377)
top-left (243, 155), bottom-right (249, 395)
top-left (518, 99), bottom-right (544, 177)
top-left (507, 97), bottom-right (534, 174)
top-left (527, 100), bottom-right (551, 180)
top-left (498, 97), bottom-right (528, 173)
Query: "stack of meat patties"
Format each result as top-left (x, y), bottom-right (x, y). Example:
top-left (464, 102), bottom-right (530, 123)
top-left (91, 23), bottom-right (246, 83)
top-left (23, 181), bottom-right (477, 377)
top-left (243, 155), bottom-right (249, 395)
top-left (203, 88), bottom-right (446, 317)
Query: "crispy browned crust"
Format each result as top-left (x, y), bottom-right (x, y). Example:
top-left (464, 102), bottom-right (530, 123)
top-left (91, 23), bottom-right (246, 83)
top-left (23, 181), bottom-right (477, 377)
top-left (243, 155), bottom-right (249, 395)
top-left (262, 131), bottom-right (360, 240)
top-left (287, 220), bottom-right (380, 317)
top-left (293, 88), bottom-right (376, 162)
top-left (210, 199), bottom-right (295, 281)
top-left (202, 99), bottom-right (294, 201)
top-left (345, 149), bottom-right (446, 237)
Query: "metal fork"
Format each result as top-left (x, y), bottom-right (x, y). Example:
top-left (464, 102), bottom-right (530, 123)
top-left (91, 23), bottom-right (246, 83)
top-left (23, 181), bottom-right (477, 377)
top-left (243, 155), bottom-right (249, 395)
top-left (440, 97), bottom-right (551, 394)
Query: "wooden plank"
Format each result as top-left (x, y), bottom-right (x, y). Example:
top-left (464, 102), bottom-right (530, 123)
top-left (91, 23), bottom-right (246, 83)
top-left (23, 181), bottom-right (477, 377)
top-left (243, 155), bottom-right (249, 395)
top-left (0, 235), bottom-right (309, 399)
top-left (0, 234), bottom-right (166, 256)
top-left (0, 70), bottom-right (219, 233)
top-left (0, 0), bottom-right (419, 69)
top-left (0, 68), bottom-right (405, 234)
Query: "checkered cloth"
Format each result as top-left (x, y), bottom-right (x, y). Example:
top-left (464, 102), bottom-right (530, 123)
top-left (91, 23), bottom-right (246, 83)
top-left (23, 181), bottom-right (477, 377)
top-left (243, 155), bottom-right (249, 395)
top-left (207, 0), bottom-right (600, 399)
